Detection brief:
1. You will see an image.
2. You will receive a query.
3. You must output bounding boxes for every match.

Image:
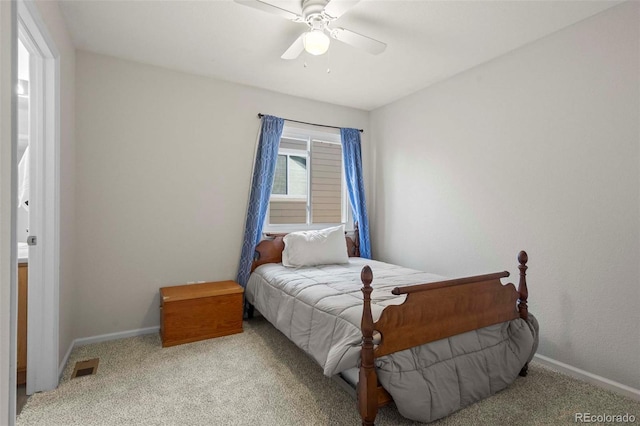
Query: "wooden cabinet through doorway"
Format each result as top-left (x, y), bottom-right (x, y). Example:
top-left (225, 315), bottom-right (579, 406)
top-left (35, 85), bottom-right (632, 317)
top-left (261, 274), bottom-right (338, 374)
top-left (17, 262), bottom-right (27, 386)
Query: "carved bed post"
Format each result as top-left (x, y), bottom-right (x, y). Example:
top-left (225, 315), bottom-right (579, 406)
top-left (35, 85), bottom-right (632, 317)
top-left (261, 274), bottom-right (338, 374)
top-left (517, 251), bottom-right (528, 321)
top-left (354, 222), bottom-right (361, 257)
top-left (358, 266), bottom-right (378, 426)
top-left (517, 250), bottom-right (529, 377)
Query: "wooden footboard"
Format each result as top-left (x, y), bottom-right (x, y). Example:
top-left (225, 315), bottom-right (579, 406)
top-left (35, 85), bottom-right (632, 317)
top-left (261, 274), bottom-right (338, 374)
top-left (358, 251), bottom-right (530, 426)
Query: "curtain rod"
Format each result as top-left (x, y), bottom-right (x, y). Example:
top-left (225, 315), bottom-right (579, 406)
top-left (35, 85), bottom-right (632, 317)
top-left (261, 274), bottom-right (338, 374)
top-left (257, 113), bottom-right (364, 133)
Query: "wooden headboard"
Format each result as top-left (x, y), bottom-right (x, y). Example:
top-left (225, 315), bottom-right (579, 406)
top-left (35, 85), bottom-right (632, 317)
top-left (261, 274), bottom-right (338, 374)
top-left (251, 225), bottom-right (360, 272)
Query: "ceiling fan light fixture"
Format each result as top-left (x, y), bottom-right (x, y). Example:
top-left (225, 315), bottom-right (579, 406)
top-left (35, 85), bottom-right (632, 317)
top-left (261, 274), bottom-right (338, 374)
top-left (303, 29), bottom-right (330, 55)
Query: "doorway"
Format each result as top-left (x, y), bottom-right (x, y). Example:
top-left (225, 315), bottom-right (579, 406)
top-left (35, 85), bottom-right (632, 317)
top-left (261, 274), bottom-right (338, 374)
top-left (15, 0), bottom-right (60, 408)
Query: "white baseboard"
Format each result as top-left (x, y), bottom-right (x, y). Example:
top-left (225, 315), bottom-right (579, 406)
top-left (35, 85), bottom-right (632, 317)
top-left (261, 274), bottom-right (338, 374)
top-left (533, 354), bottom-right (640, 401)
top-left (73, 326), bottom-right (160, 347)
top-left (58, 326), bottom-right (160, 379)
top-left (58, 339), bottom-right (75, 379)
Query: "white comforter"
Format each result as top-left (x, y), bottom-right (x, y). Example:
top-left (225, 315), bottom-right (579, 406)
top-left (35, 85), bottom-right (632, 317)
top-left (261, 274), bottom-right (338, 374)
top-left (245, 258), bottom-right (447, 376)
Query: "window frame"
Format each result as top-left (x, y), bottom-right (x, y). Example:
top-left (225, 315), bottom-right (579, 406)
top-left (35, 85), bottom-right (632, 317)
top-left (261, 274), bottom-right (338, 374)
top-left (263, 124), bottom-right (353, 233)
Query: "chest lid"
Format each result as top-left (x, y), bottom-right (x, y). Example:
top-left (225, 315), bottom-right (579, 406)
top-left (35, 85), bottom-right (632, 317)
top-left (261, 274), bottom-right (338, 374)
top-left (161, 281), bottom-right (243, 302)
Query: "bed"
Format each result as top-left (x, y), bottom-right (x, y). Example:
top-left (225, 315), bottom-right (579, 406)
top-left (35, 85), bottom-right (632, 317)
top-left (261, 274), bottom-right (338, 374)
top-left (246, 226), bottom-right (538, 425)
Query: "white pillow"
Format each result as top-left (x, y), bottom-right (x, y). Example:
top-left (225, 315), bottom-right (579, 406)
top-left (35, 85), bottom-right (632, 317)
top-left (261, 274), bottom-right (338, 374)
top-left (282, 225), bottom-right (349, 267)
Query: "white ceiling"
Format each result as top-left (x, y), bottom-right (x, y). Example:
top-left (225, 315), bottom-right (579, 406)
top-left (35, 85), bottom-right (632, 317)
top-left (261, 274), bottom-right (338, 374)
top-left (58, 0), bottom-right (621, 111)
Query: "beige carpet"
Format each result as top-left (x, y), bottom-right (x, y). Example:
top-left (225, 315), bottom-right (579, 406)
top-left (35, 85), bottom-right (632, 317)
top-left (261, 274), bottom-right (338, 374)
top-left (18, 317), bottom-right (640, 425)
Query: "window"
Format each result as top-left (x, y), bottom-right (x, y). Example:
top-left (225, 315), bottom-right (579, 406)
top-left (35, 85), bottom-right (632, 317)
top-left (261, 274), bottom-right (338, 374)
top-left (265, 125), bottom-right (350, 231)
top-left (272, 153), bottom-right (307, 197)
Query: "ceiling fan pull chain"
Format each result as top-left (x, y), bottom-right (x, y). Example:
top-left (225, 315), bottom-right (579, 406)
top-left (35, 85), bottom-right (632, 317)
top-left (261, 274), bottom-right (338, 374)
top-left (326, 49), bottom-right (331, 74)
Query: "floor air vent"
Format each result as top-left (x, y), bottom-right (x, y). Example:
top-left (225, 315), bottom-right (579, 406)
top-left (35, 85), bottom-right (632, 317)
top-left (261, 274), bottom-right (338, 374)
top-left (71, 358), bottom-right (99, 379)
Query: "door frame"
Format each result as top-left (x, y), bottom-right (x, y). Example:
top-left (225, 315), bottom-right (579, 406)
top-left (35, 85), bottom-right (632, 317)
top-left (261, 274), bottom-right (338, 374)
top-left (17, 0), bottom-right (60, 396)
top-left (1, 1), bottom-right (18, 423)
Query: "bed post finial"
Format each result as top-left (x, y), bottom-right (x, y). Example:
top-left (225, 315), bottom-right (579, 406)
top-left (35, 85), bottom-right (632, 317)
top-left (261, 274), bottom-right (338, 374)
top-left (361, 265), bottom-right (372, 288)
top-left (359, 266), bottom-right (378, 426)
top-left (517, 251), bottom-right (528, 320)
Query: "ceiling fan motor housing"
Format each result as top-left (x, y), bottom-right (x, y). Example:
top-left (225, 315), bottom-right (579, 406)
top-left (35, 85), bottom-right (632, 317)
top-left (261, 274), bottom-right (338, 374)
top-left (302, 0), bottom-right (331, 22)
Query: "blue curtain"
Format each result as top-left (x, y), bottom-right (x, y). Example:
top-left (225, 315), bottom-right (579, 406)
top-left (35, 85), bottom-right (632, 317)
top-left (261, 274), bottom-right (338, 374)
top-left (236, 115), bottom-right (285, 287)
top-left (341, 128), bottom-right (371, 259)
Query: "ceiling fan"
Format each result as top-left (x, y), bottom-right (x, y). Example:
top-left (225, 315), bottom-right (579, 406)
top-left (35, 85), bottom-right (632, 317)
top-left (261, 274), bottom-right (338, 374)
top-left (235, 0), bottom-right (387, 59)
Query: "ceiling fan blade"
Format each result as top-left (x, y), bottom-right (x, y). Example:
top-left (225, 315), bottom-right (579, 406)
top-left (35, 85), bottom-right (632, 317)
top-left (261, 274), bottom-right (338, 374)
top-left (323, 0), bottom-right (360, 19)
top-left (331, 27), bottom-right (386, 55)
top-left (234, 0), bottom-right (301, 21)
top-left (281, 34), bottom-right (305, 60)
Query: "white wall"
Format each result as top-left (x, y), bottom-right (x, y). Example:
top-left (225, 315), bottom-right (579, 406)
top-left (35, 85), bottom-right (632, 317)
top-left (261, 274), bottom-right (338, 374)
top-left (33, 0), bottom-right (76, 373)
top-left (370, 2), bottom-right (639, 389)
top-left (74, 51), bottom-right (369, 338)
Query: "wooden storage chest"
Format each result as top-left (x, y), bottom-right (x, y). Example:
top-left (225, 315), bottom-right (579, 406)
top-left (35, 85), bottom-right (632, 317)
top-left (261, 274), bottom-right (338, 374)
top-left (160, 280), bottom-right (244, 347)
